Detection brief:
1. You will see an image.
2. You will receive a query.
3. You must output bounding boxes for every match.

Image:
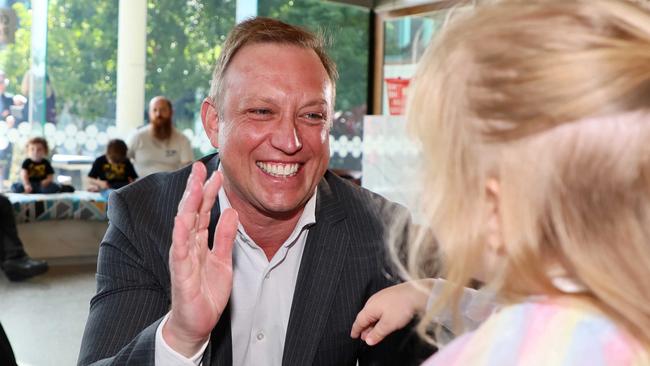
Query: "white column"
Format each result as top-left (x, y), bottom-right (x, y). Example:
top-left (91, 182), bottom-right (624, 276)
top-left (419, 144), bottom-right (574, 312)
top-left (115, 0), bottom-right (147, 137)
top-left (236, 0), bottom-right (257, 23)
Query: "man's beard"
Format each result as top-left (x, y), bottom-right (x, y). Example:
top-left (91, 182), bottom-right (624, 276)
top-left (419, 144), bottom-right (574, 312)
top-left (151, 117), bottom-right (173, 140)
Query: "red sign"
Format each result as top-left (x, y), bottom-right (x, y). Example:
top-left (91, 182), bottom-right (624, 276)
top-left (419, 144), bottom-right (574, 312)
top-left (385, 77), bottom-right (410, 115)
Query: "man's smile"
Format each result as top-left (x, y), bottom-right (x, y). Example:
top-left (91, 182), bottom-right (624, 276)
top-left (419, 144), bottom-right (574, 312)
top-left (256, 161), bottom-right (301, 178)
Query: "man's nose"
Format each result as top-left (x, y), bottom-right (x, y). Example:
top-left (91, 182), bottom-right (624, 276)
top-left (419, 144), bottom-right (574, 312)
top-left (270, 116), bottom-right (302, 154)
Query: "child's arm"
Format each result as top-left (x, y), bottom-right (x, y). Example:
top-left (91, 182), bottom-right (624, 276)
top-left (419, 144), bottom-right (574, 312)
top-left (87, 177), bottom-right (109, 190)
top-left (20, 169), bottom-right (32, 193)
top-left (41, 173), bottom-right (55, 187)
top-left (351, 279), bottom-right (434, 346)
top-left (41, 160), bottom-right (55, 187)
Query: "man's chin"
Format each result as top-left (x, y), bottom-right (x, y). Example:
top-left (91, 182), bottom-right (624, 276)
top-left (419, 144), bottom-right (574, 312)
top-left (256, 198), bottom-right (308, 219)
top-left (151, 123), bottom-right (173, 140)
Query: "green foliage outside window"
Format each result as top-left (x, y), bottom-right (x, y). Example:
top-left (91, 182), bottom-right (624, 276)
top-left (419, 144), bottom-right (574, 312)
top-left (146, 0), bottom-right (236, 131)
top-left (0, 0), bottom-right (369, 148)
top-left (0, 2), bottom-right (32, 97)
top-left (260, 0), bottom-right (369, 112)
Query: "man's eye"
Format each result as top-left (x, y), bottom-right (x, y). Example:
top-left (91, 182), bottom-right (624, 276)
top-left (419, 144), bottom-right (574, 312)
top-left (304, 112), bottom-right (325, 120)
top-left (249, 109), bottom-right (272, 115)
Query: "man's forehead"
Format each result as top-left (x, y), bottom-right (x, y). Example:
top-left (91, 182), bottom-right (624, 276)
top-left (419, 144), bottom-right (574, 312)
top-left (150, 97), bottom-right (169, 108)
top-left (225, 44), bottom-right (331, 93)
top-left (228, 43), bottom-right (328, 78)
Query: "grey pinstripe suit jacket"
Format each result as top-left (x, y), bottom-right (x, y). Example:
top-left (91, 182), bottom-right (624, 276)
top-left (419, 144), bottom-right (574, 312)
top-left (78, 153), bottom-right (429, 366)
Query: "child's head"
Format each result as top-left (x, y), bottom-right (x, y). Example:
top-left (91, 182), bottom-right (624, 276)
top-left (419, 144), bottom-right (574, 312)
top-left (26, 137), bottom-right (49, 162)
top-left (106, 139), bottom-right (128, 164)
top-left (404, 0), bottom-right (650, 346)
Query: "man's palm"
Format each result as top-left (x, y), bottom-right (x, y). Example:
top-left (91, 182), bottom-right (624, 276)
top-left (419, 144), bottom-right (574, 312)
top-left (164, 163), bottom-right (238, 356)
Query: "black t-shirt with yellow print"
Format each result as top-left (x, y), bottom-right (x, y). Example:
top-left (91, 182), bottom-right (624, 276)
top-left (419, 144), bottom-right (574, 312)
top-left (88, 155), bottom-right (138, 189)
top-left (21, 158), bottom-right (55, 183)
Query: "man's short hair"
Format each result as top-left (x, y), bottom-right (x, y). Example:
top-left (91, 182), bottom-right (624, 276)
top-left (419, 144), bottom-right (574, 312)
top-left (149, 96), bottom-right (173, 112)
top-left (208, 17), bottom-right (339, 103)
top-left (27, 137), bottom-right (49, 154)
top-left (106, 139), bottom-right (128, 163)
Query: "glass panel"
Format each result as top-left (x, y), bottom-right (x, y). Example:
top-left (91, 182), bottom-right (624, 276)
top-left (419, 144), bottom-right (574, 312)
top-left (0, 0), bottom-right (119, 190)
top-left (381, 11), bottom-right (447, 115)
top-left (46, 0), bottom-right (120, 189)
top-left (0, 0), bottom-right (35, 188)
top-left (46, 0), bottom-right (119, 159)
top-left (259, 0), bottom-right (370, 172)
top-left (364, 8), bottom-right (464, 214)
top-left (146, 0), bottom-right (236, 158)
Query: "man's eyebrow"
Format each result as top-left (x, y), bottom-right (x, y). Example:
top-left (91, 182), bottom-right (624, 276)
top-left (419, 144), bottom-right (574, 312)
top-left (238, 97), bottom-right (329, 108)
top-left (238, 96), bottom-right (277, 105)
top-left (301, 99), bottom-right (328, 108)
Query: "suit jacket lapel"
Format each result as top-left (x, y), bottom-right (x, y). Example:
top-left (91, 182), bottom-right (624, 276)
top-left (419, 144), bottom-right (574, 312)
top-left (206, 154), bottom-right (222, 250)
top-left (201, 154), bottom-right (234, 365)
top-left (282, 176), bottom-right (350, 366)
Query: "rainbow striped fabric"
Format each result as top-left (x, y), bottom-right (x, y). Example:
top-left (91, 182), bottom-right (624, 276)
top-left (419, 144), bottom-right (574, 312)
top-left (423, 298), bottom-right (649, 366)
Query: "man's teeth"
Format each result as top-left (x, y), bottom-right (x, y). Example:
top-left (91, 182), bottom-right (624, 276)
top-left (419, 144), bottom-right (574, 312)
top-left (256, 162), bottom-right (299, 177)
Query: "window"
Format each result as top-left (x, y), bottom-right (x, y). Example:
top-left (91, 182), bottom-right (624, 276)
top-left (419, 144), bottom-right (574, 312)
top-left (146, 0), bottom-right (236, 157)
top-left (260, 0), bottom-right (370, 171)
top-left (0, 0), bottom-right (120, 188)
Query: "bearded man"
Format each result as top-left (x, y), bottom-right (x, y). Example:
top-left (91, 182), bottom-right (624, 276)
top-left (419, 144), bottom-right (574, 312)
top-left (127, 96), bottom-right (194, 177)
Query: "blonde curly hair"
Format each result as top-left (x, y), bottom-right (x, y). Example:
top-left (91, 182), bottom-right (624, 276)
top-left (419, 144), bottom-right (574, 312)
top-left (403, 0), bottom-right (650, 349)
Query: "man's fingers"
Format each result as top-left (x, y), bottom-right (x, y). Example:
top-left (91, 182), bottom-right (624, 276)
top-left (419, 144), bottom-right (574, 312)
top-left (197, 171), bottom-right (222, 230)
top-left (177, 163), bottom-right (207, 215)
top-left (170, 216), bottom-right (194, 281)
top-left (212, 208), bottom-right (238, 262)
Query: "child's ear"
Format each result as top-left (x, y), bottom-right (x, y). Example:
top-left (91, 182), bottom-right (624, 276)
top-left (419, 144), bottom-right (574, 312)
top-left (485, 178), bottom-right (505, 255)
top-left (474, 178), bottom-right (506, 282)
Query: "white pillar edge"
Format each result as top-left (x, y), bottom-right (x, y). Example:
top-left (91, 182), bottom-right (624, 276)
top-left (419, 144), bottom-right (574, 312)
top-left (115, 0), bottom-right (147, 139)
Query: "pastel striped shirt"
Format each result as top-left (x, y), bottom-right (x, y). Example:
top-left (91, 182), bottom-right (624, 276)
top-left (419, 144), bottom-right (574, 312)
top-left (423, 299), bottom-right (649, 366)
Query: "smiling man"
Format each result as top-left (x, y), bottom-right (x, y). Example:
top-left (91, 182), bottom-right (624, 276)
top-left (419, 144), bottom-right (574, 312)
top-left (78, 17), bottom-right (426, 366)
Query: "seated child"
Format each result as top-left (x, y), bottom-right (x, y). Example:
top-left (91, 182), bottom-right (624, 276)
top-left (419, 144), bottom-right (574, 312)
top-left (87, 139), bottom-right (137, 195)
top-left (352, 1), bottom-right (650, 365)
top-left (11, 137), bottom-right (63, 194)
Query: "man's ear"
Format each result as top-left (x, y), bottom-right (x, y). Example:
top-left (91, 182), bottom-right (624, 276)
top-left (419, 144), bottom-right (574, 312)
top-left (201, 97), bottom-right (219, 148)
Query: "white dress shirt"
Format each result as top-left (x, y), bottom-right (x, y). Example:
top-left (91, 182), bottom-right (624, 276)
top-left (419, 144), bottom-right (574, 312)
top-left (155, 184), bottom-right (317, 365)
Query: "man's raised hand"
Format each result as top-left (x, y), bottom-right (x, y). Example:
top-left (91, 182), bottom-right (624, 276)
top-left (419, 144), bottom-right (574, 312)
top-left (163, 162), bottom-right (239, 357)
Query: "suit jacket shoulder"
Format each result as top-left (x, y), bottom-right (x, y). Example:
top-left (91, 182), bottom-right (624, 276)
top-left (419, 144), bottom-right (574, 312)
top-left (78, 154), bottom-right (215, 365)
top-left (279, 171), bottom-right (426, 366)
top-left (324, 171), bottom-right (409, 226)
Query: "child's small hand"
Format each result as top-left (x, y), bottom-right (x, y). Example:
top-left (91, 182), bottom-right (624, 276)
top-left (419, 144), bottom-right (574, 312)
top-left (351, 279), bottom-right (433, 346)
top-left (24, 184), bottom-right (33, 193)
top-left (97, 180), bottom-right (109, 190)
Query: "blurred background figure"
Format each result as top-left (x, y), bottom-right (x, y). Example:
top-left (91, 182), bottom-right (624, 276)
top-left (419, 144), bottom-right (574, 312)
top-left (127, 96), bottom-right (193, 177)
top-left (0, 194), bottom-right (48, 281)
top-left (0, 321), bottom-right (17, 366)
top-left (20, 71), bottom-right (57, 124)
top-left (87, 139), bottom-right (138, 198)
top-left (0, 70), bottom-right (18, 184)
top-left (0, 71), bottom-right (16, 126)
top-left (10, 137), bottom-right (65, 193)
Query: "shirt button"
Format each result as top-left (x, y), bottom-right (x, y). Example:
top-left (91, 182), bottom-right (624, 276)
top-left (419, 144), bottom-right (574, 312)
top-left (256, 332), bottom-right (265, 341)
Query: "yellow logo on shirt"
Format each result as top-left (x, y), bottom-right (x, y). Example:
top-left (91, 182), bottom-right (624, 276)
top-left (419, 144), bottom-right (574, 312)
top-left (28, 163), bottom-right (47, 179)
top-left (103, 163), bottom-right (126, 181)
